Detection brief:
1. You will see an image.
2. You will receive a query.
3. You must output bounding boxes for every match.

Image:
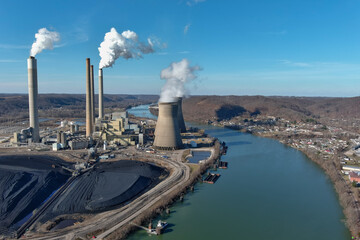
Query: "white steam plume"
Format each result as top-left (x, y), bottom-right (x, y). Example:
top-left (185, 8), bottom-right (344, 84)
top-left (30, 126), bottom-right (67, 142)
top-left (98, 28), bottom-right (158, 69)
top-left (30, 28), bottom-right (60, 57)
top-left (159, 58), bottom-right (201, 103)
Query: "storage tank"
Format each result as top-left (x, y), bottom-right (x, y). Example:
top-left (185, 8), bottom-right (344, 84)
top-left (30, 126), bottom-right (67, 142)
top-left (153, 102), bottom-right (183, 150)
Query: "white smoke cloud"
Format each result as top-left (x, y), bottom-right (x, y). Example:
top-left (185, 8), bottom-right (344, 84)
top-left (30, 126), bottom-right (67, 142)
top-left (159, 58), bottom-right (201, 103)
top-left (30, 28), bottom-right (60, 57)
top-left (98, 28), bottom-right (159, 69)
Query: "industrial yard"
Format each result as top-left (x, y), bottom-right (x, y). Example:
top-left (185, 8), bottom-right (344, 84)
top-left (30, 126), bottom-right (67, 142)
top-left (0, 111), bottom-right (220, 239)
top-left (0, 56), bottom-right (220, 240)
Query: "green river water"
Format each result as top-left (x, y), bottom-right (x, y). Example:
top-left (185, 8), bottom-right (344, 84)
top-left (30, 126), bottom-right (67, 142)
top-left (128, 105), bottom-right (351, 240)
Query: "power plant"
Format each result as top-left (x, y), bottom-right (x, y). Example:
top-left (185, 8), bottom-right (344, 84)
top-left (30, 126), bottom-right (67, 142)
top-left (27, 56), bottom-right (40, 142)
top-left (153, 102), bottom-right (183, 150)
top-left (98, 68), bottom-right (104, 119)
top-left (176, 97), bottom-right (186, 133)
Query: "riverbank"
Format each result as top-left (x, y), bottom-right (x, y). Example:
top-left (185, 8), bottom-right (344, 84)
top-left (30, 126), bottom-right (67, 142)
top-left (253, 132), bottom-right (360, 238)
top-left (105, 141), bottom-right (221, 240)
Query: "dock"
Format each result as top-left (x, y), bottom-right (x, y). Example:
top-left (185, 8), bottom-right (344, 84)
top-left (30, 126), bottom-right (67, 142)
top-left (219, 161), bottom-right (228, 169)
top-left (203, 173), bottom-right (220, 184)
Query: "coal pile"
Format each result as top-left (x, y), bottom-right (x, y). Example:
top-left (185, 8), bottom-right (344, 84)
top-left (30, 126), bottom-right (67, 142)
top-left (0, 155), bottom-right (71, 233)
top-left (39, 160), bottom-right (167, 223)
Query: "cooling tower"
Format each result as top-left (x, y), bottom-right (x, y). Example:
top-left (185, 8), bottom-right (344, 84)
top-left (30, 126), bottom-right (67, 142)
top-left (176, 97), bottom-right (186, 133)
top-left (86, 58), bottom-right (92, 137)
top-left (27, 56), bottom-right (40, 142)
top-left (98, 68), bottom-right (104, 119)
top-left (153, 102), bottom-right (183, 150)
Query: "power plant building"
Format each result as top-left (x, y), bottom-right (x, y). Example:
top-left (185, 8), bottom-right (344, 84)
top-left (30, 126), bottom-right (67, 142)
top-left (101, 111), bottom-right (140, 146)
top-left (153, 102), bottom-right (183, 150)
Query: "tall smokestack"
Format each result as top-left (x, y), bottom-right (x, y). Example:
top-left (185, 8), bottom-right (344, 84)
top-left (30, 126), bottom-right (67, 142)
top-left (90, 65), bottom-right (95, 127)
top-left (176, 97), bottom-right (186, 133)
top-left (153, 102), bottom-right (183, 150)
top-left (27, 56), bottom-right (40, 142)
top-left (86, 58), bottom-right (92, 137)
top-left (98, 68), bottom-right (104, 119)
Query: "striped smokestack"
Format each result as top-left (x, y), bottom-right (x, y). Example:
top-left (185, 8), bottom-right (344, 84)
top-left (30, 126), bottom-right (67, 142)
top-left (98, 68), bottom-right (104, 119)
top-left (27, 56), bottom-right (40, 142)
top-left (86, 58), bottom-right (92, 137)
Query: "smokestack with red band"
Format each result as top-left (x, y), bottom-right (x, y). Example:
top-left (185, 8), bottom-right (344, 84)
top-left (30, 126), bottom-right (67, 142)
top-left (153, 102), bottom-right (183, 150)
top-left (176, 97), bottom-right (186, 133)
top-left (98, 68), bottom-right (104, 119)
top-left (27, 56), bottom-right (40, 142)
top-left (86, 58), bottom-right (92, 137)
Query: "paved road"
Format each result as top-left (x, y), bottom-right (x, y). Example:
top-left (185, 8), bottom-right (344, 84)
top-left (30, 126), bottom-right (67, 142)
top-left (25, 157), bottom-right (190, 240)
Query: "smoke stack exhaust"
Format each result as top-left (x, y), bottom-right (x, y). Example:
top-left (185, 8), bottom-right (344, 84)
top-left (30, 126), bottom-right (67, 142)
top-left (176, 97), bottom-right (186, 133)
top-left (86, 58), bottom-right (92, 137)
top-left (98, 68), bottom-right (104, 119)
top-left (27, 56), bottom-right (40, 142)
top-left (90, 65), bottom-right (95, 127)
top-left (153, 102), bottom-right (183, 150)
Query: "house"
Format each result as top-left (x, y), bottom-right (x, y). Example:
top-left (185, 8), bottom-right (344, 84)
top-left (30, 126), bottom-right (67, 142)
top-left (349, 171), bottom-right (360, 183)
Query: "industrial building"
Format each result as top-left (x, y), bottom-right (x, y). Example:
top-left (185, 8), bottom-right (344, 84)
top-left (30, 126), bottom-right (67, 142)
top-left (101, 111), bottom-right (140, 146)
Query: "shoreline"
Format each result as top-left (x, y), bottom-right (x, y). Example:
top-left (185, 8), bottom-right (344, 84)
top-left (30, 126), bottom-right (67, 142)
top-left (251, 131), bottom-right (360, 238)
top-left (104, 141), bottom-right (221, 239)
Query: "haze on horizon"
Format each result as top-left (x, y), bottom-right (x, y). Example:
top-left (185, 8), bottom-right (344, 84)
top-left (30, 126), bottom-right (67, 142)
top-left (0, 0), bottom-right (359, 97)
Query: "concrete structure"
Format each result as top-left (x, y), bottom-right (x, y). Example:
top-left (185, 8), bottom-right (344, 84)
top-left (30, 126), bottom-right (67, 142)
top-left (86, 58), bottom-right (92, 137)
top-left (52, 143), bottom-right (60, 151)
top-left (102, 117), bottom-right (138, 146)
top-left (70, 124), bottom-right (75, 134)
top-left (139, 133), bottom-right (144, 145)
top-left (61, 132), bottom-right (67, 148)
top-left (112, 111), bottom-right (128, 120)
top-left (99, 68), bottom-right (104, 119)
top-left (13, 133), bottom-right (19, 143)
top-left (27, 56), bottom-right (40, 142)
top-left (69, 138), bottom-right (89, 150)
top-left (74, 124), bottom-right (79, 133)
top-left (153, 102), bottom-right (183, 150)
top-left (90, 65), bottom-right (95, 127)
top-left (176, 97), bottom-right (186, 133)
top-left (57, 131), bottom-right (61, 143)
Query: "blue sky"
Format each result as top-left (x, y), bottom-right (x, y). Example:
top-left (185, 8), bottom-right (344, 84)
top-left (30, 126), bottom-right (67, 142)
top-left (0, 0), bottom-right (360, 97)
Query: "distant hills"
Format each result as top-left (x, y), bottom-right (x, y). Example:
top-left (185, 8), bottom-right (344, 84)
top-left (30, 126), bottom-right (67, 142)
top-left (1, 94), bottom-right (359, 128)
top-left (0, 94), bottom-right (158, 122)
top-left (182, 95), bottom-right (360, 123)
